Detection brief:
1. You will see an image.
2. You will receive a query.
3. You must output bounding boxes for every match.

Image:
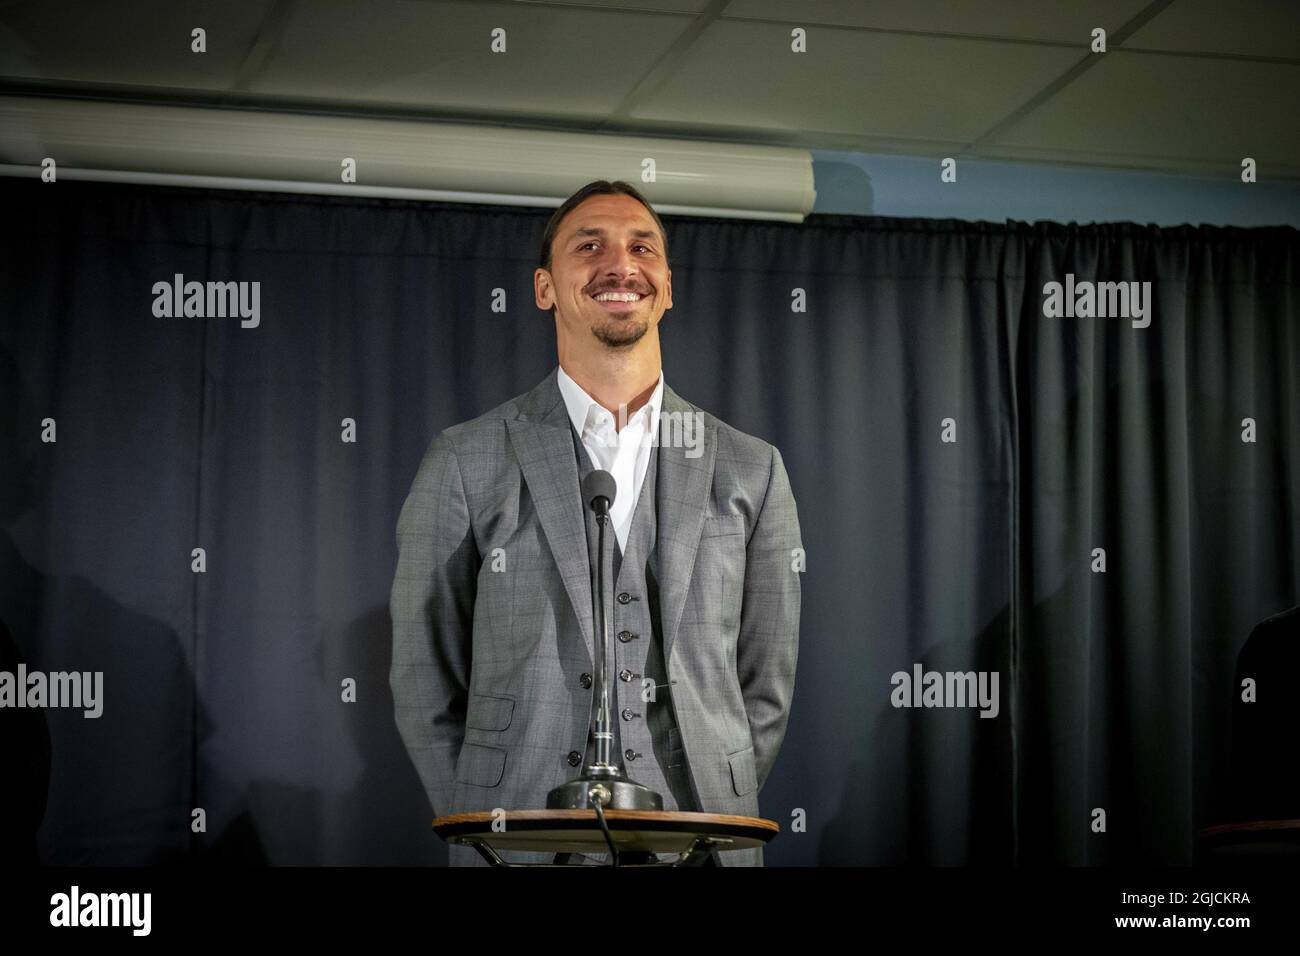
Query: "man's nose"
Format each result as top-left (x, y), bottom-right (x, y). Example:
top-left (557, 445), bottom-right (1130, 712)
top-left (603, 246), bottom-right (639, 277)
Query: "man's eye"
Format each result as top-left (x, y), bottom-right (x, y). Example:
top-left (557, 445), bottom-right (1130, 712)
top-left (577, 241), bottom-right (654, 252)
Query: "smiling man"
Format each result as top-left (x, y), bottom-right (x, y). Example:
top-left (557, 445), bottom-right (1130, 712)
top-left (389, 179), bottom-right (803, 866)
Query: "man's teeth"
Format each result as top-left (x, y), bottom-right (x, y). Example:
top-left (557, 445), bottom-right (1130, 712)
top-left (594, 292), bottom-right (644, 301)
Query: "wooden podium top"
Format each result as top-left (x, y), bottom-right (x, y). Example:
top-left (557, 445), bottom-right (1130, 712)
top-left (433, 808), bottom-right (778, 855)
top-left (1197, 819), bottom-right (1300, 841)
top-left (1196, 819), bottom-right (1300, 860)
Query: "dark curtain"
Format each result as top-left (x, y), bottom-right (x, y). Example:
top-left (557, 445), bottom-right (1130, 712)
top-left (1, 178), bottom-right (1296, 865)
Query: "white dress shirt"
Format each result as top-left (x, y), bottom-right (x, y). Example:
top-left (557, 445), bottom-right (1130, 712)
top-left (556, 364), bottom-right (664, 554)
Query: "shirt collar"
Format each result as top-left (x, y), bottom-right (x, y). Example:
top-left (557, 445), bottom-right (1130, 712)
top-left (556, 364), bottom-right (664, 438)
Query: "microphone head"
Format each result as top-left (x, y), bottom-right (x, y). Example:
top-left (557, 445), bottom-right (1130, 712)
top-left (582, 469), bottom-right (617, 511)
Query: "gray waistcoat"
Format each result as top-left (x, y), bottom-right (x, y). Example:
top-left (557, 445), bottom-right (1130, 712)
top-left (570, 423), bottom-right (698, 813)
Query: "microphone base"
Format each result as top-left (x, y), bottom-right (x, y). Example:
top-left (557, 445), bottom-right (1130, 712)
top-left (546, 769), bottom-right (664, 811)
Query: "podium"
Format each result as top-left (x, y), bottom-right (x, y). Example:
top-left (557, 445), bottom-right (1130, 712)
top-left (433, 809), bottom-right (778, 866)
top-left (1196, 819), bottom-right (1300, 864)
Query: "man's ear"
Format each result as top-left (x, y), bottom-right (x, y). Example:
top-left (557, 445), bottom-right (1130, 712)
top-left (534, 267), bottom-right (554, 312)
top-left (664, 268), bottom-right (673, 311)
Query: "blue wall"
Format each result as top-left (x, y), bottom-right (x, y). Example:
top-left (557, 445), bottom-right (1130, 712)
top-left (812, 150), bottom-right (1300, 228)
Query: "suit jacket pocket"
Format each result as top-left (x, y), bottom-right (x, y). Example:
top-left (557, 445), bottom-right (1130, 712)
top-left (728, 745), bottom-right (758, 796)
top-left (455, 742), bottom-right (506, 788)
top-left (466, 693), bottom-right (515, 731)
top-left (702, 513), bottom-right (745, 538)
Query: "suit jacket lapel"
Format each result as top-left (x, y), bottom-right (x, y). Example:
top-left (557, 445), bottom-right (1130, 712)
top-left (655, 383), bottom-right (716, 668)
top-left (504, 366), bottom-right (717, 670)
top-left (506, 367), bottom-right (597, 665)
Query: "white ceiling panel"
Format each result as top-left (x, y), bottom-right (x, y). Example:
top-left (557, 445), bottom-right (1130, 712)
top-left (633, 18), bottom-right (1078, 143)
top-left (247, 0), bottom-right (691, 116)
top-left (0, 0), bottom-right (273, 88)
top-left (725, 0), bottom-right (1150, 43)
top-left (1126, 0), bottom-right (1300, 59)
top-left (514, 0), bottom-right (714, 12)
top-left (982, 50), bottom-right (1300, 176)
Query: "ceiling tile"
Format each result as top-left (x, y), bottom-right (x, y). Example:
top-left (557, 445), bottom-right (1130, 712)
top-left (248, 0), bottom-right (691, 116)
top-left (1126, 0), bottom-right (1300, 60)
top-left (514, 0), bottom-right (713, 12)
top-left (725, 0), bottom-right (1150, 43)
top-left (0, 0), bottom-right (274, 87)
top-left (634, 18), bottom-right (1078, 143)
top-left (981, 51), bottom-right (1300, 176)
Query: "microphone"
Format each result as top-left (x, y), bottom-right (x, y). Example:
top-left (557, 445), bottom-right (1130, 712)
top-left (546, 467), bottom-right (663, 818)
top-left (582, 469), bottom-right (616, 520)
top-left (583, 470), bottom-right (617, 779)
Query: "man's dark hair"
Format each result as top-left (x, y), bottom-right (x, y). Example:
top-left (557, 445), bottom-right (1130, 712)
top-left (537, 180), bottom-right (669, 272)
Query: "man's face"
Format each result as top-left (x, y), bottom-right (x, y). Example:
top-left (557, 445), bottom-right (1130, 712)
top-left (536, 193), bottom-right (673, 350)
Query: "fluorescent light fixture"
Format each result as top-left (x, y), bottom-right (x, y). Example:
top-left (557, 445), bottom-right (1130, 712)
top-left (0, 96), bottom-right (816, 222)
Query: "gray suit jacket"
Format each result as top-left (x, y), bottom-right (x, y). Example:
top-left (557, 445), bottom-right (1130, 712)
top-left (389, 366), bottom-right (802, 866)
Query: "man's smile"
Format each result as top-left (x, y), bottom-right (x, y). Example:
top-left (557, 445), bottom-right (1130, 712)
top-left (590, 290), bottom-right (648, 312)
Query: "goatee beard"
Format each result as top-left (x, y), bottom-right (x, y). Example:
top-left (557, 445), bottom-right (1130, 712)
top-left (592, 317), bottom-right (649, 348)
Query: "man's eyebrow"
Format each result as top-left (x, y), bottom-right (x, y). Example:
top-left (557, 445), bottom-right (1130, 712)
top-left (570, 226), bottom-right (660, 243)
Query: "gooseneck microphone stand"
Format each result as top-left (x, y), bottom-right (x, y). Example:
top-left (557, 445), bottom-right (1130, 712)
top-left (547, 470), bottom-right (663, 862)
